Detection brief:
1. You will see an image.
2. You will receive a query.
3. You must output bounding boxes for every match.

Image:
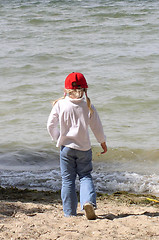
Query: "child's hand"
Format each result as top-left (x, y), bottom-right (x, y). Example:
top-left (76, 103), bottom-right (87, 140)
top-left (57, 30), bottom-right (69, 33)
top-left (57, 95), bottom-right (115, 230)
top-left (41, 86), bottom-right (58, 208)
top-left (100, 142), bottom-right (107, 154)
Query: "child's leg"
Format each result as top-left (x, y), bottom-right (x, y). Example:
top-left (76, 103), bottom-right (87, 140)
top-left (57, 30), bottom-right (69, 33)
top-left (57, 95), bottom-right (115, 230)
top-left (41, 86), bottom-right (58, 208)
top-left (60, 146), bottom-right (78, 216)
top-left (76, 149), bottom-right (96, 210)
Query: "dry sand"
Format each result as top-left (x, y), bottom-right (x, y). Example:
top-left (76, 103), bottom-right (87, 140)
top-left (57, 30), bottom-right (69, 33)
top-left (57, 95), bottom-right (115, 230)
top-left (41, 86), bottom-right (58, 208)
top-left (0, 188), bottom-right (159, 240)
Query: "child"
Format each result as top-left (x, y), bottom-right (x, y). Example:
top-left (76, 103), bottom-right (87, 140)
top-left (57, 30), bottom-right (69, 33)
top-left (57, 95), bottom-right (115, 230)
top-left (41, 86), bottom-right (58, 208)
top-left (47, 72), bottom-right (107, 220)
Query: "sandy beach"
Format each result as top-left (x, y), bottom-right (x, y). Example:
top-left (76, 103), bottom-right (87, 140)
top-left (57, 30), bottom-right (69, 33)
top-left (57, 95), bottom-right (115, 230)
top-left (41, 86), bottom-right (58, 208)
top-left (0, 188), bottom-right (159, 240)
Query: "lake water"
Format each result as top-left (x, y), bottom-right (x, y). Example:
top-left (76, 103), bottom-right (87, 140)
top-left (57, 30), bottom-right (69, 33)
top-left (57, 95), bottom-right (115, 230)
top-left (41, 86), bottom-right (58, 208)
top-left (0, 0), bottom-right (159, 195)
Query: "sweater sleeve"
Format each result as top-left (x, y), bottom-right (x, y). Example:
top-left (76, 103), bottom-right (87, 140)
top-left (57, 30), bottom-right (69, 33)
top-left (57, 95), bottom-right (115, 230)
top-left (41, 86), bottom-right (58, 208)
top-left (89, 105), bottom-right (106, 143)
top-left (47, 104), bottom-right (60, 142)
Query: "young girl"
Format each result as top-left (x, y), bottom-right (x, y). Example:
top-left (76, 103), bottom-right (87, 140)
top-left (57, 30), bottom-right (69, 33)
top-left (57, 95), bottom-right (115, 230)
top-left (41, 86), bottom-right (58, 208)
top-left (47, 72), bottom-right (107, 220)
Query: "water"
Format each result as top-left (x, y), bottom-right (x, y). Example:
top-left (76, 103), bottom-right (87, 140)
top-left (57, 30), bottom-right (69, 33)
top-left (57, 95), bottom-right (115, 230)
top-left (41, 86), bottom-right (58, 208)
top-left (0, 0), bottom-right (159, 195)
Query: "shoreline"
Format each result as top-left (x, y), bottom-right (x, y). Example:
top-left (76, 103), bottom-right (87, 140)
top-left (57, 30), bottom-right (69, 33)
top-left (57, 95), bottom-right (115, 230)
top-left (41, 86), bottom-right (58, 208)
top-left (0, 187), bottom-right (159, 239)
top-left (1, 186), bottom-right (159, 205)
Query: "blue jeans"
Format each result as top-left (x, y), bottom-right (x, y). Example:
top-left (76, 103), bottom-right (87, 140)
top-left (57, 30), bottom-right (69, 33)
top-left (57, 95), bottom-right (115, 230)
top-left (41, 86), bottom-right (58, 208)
top-left (60, 146), bottom-right (96, 216)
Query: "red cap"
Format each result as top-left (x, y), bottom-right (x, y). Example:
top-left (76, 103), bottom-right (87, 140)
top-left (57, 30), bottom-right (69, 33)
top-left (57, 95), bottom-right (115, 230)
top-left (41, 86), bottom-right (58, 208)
top-left (65, 72), bottom-right (88, 89)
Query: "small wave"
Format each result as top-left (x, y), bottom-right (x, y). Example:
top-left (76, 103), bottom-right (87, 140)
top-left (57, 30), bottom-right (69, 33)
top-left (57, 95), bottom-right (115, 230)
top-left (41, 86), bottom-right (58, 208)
top-left (0, 148), bottom-right (59, 171)
top-left (28, 18), bottom-right (46, 25)
top-left (11, 84), bottom-right (35, 92)
top-left (0, 169), bottom-right (61, 192)
top-left (0, 169), bottom-right (159, 196)
top-left (93, 171), bottom-right (159, 196)
top-left (0, 146), bottom-right (158, 196)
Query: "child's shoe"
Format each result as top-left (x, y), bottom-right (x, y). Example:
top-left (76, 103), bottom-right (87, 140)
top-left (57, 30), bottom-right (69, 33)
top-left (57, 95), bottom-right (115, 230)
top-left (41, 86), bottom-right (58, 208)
top-left (83, 203), bottom-right (96, 220)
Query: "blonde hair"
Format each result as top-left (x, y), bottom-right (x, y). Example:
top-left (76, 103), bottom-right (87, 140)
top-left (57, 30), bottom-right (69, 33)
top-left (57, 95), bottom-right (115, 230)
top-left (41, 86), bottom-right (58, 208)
top-left (52, 89), bottom-right (94, 116)
top-left (84, 89), bottom-right (94, 116)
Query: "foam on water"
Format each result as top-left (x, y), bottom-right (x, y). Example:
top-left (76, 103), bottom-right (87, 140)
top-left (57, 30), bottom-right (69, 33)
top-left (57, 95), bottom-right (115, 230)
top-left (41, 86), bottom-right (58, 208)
top-left (93, 171), bottom-right (159, 196)
top-left (1, 167), bottom-right (159, 196)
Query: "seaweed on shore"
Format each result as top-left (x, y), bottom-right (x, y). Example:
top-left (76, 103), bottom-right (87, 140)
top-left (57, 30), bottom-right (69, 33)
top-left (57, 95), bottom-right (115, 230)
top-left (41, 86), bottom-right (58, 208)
top-left (0, 187), bottom-right (61, 204)
top-left (0, 187), bottom-right (159, 207)
top-left (97, 191), bottom-right (159, 207)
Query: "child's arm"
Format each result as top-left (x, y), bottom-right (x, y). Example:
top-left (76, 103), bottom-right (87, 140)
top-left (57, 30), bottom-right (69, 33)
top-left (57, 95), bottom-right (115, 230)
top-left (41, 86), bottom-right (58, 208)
top-left (101, 142), bottom-right (107, 154)
top-left (47, 106), bottom-right (60, 142)
top-left (89, 105), bottom-right (107, 154)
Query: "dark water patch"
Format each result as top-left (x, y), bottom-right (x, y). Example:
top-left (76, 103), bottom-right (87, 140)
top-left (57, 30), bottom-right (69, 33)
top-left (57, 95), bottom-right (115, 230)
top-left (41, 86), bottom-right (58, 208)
top-left (0, 148), bottom-right (59, 171)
